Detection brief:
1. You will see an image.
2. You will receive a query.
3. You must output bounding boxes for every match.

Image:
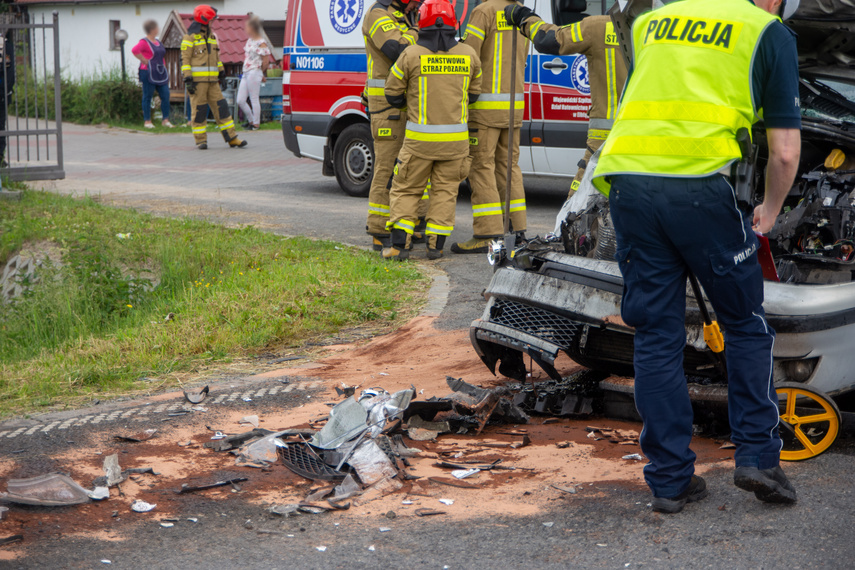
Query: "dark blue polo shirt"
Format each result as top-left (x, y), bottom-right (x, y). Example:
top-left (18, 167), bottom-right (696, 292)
top-left (752, 20), bottom-right (801, 129)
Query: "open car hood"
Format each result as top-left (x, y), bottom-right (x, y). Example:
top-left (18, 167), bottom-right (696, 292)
top-left (611, 0), bottom-right (855, 83)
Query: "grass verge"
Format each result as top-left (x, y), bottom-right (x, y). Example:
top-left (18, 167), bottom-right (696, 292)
top-left (0, 191), bottom-right (427, 416)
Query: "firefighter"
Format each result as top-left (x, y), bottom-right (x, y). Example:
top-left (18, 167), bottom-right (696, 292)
top-left (451, 0), bottom-right (528, 255)
top-left (382, 0), bottom-right (482, 260)
top-left (593, 0), bottom-right (802, 513)
top-left (363, 0), bottom-right (426, 252)
top-left (505, 2), bottom-right (627, 196)
top-left (181, 5), bottom-right (246, 150)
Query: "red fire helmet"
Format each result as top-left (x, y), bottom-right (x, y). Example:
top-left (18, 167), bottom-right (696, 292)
top-left (193, 4), bottom-right (218, 25)
top-left (418, 0), bottom-right (458, 29)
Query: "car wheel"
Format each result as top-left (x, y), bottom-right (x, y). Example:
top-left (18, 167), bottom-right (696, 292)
top-left (333, 123), bottom-right (374, 197)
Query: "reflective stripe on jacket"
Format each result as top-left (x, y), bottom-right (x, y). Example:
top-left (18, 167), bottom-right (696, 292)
top-left (362, 2), bottom-right (418, 112)
top-left (462, 0), bottom-right (527, 127)
top-left (181, 29), bottom-right (223, 83)
top-left (385, 43), bottom-right (482, 160)
top-left (521, 15), bottom-right (627, 124)
top-left (593, 0), bottom-right (778, 194)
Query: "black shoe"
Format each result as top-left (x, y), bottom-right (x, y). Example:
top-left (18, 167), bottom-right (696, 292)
top-left (734, 465), bottom-right (797, 504)
top-left (241, 121), bottom-right (252, 129)
top-left (229, 138), bottom-right (248, 148)
top-left (197, 142), bottom-right (208, 150)
top-left (651, 475), bottom-right (709, 514)
top-left (372, 236), bottom-right (390, 252)
top-left (427, 248), bottom-right (443, 260)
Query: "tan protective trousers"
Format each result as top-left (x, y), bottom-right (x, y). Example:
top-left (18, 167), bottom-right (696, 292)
top-left (367, 110), bottom-right (429, 236)
top-left (569, 135), bottom-right (608, 198)
top-left (467, 123), bottom-right (526, 238)
top-left (189, 82), bottom-right (238, 145)
top-left (388, 146), bottom-right (467, 243)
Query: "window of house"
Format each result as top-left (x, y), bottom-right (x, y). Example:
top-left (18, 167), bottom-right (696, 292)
top-left (109, 20), bottom-right (121, 51)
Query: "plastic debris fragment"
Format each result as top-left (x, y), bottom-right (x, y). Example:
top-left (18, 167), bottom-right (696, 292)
top-left (131, 500), bottom-right (157, 513)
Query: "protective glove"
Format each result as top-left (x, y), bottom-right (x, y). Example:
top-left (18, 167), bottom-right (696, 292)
top-left (504, 5), bottom-right (535, 28)
top-left (218, 70), bottom-right (226, 80)
top-left (184, 78), bottom-right (196, 95)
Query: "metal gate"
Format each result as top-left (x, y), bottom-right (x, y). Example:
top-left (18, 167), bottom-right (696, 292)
top-left (0, 12), bottom-right (63, 181)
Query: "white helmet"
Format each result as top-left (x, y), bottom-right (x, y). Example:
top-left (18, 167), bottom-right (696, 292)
top-left (781, 0), bottom-right (800, 20)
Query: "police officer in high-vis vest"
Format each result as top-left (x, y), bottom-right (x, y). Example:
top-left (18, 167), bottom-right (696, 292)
top-left (383, 0), bottom-right (482, 260)
top-left (505, 2), bottom-right (627, 197)
top-left (363, 0), bottom-right (423, 251)
top-left (451, 0), bottom-right (528, 255)
top-left (593, 0), bottom-right (802, 514)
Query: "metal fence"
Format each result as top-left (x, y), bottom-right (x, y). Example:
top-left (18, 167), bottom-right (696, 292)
top-left (0, 11), bottom-right (63, 181)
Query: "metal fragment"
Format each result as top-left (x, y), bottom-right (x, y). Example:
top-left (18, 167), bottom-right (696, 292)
top-left (415, 508), bottom-right (446, 517)
top-left (0, 535), bottom-right (23, 547)
top-left (114, 429), bottom-right (158, 443)
top-left (2, 473), bottom-right (94, 506)
top-left (183, 385), bottom-right (209, 404)
top-left (176, 477), bottom-right (248, 494)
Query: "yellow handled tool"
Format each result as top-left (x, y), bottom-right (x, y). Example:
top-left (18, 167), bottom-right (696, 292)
top-left (688, 272), bottom-right (727, 377)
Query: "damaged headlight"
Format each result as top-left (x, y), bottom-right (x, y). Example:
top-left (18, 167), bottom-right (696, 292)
top-left (487, 240), bottom-right (505, 267)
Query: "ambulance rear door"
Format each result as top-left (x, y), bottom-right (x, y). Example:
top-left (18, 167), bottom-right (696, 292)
top-left (530, 0), bottom-right (590, 176)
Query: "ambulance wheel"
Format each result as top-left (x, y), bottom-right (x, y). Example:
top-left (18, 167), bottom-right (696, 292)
top-left (334, 123), bottom-right (374, 197)
top-left (776, 382), bottom-right (841, 461)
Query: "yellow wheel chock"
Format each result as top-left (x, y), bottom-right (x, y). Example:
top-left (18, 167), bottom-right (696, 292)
top-left (776, 382), bottom-right (841, 461)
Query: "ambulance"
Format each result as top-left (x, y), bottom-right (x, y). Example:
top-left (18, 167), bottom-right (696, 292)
top-left (282, 0), bottom-right (599, 196)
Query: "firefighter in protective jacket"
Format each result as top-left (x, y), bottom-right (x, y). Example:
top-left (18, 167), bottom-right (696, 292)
top-left (383, 0), bottom-right (482, 260)
top-left (505, 3), bottom-right (627, 196)
top-left (363, 0), bottom-right (422, 250)
top-left (182, 5), bottom-right (246, 150)
top-left (453, 0), bottom-right (529, 254)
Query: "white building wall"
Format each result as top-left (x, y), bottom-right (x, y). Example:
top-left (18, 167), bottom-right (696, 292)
top-left (25, 0), bottom-right (288, 81)
top-left (223, 0), bottom-right (286, 20)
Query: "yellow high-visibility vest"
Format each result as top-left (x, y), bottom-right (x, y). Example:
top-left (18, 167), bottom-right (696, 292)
top-left (593, 0), bottom-right (779, 194)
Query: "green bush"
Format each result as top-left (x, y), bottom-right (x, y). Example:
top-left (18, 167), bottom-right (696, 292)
top-left (16, 67), bottom-right (143, 125)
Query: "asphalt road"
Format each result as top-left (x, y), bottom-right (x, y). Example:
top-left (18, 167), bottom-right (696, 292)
top-left (7, 125), bottom-right (853, 569)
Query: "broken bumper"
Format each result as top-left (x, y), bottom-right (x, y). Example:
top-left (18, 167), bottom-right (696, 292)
top-left (471, 252), bottom-right (855, 397)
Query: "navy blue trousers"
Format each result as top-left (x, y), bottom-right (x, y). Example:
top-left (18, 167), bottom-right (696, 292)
top-left (609, 174), bottom-right (782, 498)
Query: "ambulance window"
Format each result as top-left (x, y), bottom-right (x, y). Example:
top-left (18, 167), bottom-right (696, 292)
top-left (553, 0), bottom-right (589, 27)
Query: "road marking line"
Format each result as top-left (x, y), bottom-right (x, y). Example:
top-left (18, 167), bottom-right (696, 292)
top-left (307, 381), bottom-right (321, 389)
top-left (269, 385), bottom-right (281, 395)
top-left (7, 428), bottom-right (26, 438)
top-left (283, 384), bottom-right (295, 393)
top-left (153, 404), bottom-right (168, 413)
top-left (24, 426), bottom-right (42, 435)
top-left (212, 394), bottom-right (227, 404)
top-left (41, 421), bottom-right (60, 433)
top-left (255, 388), bottom-right (267, 398)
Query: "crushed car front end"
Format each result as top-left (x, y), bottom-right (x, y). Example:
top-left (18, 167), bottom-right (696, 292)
top-left (471, 0), bottom-right (855, 401)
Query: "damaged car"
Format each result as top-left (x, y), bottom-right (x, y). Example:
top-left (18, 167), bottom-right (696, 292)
top-left (470, 0), bottom-right (855, 460)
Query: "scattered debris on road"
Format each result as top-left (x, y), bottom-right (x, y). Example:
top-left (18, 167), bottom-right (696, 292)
top-left (131, 500), bottom-right (156, 513)
top-left (1, 473), bottom-right (106, 506)
top-left (183, 385), bottom-right (210, 404)
top-left (114, 428), bottom-right (158, 443)
top-left (176, 477), bottom-right (248, 494)
top-left (0, 535), bottom-right (23, 547)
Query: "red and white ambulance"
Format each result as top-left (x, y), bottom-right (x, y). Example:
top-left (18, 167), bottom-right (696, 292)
top-left (282, 0), bottom-right (599, 196)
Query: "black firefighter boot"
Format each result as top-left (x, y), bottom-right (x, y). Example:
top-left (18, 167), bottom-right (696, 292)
top-left (382, 229), bottom-right (410, 261)
top-left (371, 234), bottom-right (391, 252)
top-left (427, 235), bottom-right (446, 260)
top-left (412, 217), bottom-right (427, 244)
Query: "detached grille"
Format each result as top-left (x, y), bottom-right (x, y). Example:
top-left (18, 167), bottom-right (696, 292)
top-left (490, 299), bottom-right (580, 348)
